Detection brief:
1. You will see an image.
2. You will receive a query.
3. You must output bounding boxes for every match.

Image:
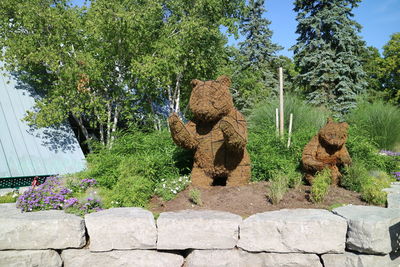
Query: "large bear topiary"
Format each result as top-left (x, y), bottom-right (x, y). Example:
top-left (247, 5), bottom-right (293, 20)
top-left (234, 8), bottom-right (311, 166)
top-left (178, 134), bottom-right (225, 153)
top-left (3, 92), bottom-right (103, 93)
top-left (168, 75), bottom-right (251, 187)
top-left (302, 118), bottom-right (352, 185)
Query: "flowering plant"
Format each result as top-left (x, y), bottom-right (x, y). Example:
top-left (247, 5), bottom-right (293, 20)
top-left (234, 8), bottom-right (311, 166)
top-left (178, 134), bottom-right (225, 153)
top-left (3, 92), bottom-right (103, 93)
top-left (17, 176), bottom-right (103, 216)
top-left (64, 197), bottom-right (103, 217)
top-left (16, 176), bottom-right (71, 212)
top-left (67, 177), bottom-right (98, 193)
top-left (154, 175), bottom-right (190, 200)
top-left (379, 150), bottom-right (400, 157)
top-left (393, 172), bottom-right (400, 181)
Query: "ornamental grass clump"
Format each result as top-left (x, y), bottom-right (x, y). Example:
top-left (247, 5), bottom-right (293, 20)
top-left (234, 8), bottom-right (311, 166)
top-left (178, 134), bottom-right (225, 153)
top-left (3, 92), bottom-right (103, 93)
top-left (268, 171), bottom-right (290, 204)
top-left (310, 169), bottom-right (331, 203)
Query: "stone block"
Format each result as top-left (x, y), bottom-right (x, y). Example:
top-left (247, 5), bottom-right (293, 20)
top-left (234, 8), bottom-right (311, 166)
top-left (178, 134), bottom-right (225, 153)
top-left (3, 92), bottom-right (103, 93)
top-left (184, 249), bottom-right (322, 267)
top-left (333, 205), bottom-right (400, 254)
top-left (85, 207), bottom-right (157, 251)
top-left (61, 249), bottom-right (184, 267)
top-left (238, 209), bottom-right (347, 253)
top-left (387, 193), bottom-right (400, 209)
top-left (0, 250), bottom-right (62, 267)
top-left (0, 208), bottom-right (86, 250)
top-left (322, 252), bottom-right (399, 267)
top-left (157, 210), bottom-right (242, 250)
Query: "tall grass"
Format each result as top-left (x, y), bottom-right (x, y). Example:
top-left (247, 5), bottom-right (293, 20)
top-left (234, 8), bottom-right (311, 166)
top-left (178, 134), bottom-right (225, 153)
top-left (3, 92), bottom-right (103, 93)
top-left (248, 94), bottom-right (330, 133)
top-left (347, 101), bottom-right (400, 150)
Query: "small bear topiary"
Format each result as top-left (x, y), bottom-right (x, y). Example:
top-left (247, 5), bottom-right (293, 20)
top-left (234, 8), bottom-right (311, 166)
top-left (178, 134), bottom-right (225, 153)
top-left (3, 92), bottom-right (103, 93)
top-left (168, 75), bottom-right (251, 187)
top-left (302, 118), bottom-right (352, 185)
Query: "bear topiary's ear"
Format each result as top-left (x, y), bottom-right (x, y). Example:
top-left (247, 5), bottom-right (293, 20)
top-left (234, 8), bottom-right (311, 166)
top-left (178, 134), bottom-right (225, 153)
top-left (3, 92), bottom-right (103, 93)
top-left (326, 117), bottom-right (334, 124)
top-left (191, 79), bottom-right (201, 88)
top-left (217, 75), bottom-right (231, 87)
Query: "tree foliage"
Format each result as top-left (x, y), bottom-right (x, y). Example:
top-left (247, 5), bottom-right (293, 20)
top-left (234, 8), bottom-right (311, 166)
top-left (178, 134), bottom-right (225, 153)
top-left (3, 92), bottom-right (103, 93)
top-left (0, 0), bottom-right (245, 148)
top-left (381, 32), bottom-right (400, 105)
top-left (234, 0), bottom-right (282, 108)
top-left (292, 0), bottom-right (366, 116)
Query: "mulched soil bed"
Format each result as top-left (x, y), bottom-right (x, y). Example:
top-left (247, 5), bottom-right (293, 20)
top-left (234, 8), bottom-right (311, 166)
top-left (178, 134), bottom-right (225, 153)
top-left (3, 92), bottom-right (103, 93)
top-left (149, 182), bottom-right (372, 217)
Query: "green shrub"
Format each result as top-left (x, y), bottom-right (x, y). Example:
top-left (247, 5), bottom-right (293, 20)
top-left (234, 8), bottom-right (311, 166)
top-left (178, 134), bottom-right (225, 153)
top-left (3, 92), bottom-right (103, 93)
top-left (83, 152), bottom-right (122, 189)
top-left (341, 162), bottom-right (369, 192)
top-left (360, 176), bottom-right (390, 205)
top-left (347, 101), bottom-right (400, 150)
top-left (78, 128), bottom-right (193, 207)
top-left (342, 161), bottom-right (391, 205)
top-left (346, 125), bottom-right (398, 173)
top-left (269, 171), bottom-right (290, 204)
top-left (247, 94), bottom-right (329, 182)
top-left (0, 192), bottom-right (18, 203)
top-left (189, 188), bottom-right (203, 206)
top-left (103, 175), bottom-right (154, 208)
top-left (311, 169), bottom-right (331, 203)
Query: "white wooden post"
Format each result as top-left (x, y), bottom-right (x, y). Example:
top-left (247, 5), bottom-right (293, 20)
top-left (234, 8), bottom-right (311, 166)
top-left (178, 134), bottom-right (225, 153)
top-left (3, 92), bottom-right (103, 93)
top-left (275, 108), bottom-right (279, 137)
top-left (287, 113), bottom-right (293, 148)
top-left (279, 67), bottom-right (284, 137)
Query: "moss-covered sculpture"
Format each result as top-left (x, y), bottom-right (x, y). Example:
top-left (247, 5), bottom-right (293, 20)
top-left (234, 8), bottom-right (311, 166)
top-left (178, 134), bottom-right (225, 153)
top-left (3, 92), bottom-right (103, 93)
top-left (168, 75), bottom-right (250, 187)
top-left (302, 118), bottom-right (352, 185)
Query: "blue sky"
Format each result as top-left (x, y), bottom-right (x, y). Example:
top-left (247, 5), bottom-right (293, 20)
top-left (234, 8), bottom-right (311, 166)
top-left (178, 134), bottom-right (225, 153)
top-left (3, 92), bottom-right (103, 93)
top-left (261, 0), bottom-right (400, 57)
top-left (71, 0), bottom-right (400, 58)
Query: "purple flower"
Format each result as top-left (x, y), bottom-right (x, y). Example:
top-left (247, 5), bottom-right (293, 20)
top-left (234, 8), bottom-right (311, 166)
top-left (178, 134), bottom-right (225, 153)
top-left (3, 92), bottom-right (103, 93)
top-left (380, 150), bottom-right (400, 157)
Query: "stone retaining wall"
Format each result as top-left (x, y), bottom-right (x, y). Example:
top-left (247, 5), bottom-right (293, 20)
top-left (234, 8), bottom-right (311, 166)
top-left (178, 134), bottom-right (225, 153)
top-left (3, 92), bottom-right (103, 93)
top-left (1, 203), bottom-right (399, 267)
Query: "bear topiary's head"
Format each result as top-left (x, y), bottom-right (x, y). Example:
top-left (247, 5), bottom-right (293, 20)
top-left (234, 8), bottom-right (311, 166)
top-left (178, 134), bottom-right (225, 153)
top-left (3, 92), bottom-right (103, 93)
top-left (189, 75), bottom-right (234, 122)
top-left (318, 118), bottom-right (349, 148)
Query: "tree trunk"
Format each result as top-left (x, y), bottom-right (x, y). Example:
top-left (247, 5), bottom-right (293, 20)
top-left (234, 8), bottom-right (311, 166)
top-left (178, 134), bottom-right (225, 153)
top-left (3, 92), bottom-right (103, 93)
top-left (98, 121), bottom-right (105, 146)
top-left (71, 113), bottom-right (92, 153)
top-left (109, 105), bottom-right (119, 148)
top-left (106, 101), bottom-right (112, 146)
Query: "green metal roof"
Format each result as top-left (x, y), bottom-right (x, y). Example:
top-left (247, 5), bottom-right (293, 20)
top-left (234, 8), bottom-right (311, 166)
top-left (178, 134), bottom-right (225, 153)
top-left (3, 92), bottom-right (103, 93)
top-left (0, 69), bottom-right (86, 181)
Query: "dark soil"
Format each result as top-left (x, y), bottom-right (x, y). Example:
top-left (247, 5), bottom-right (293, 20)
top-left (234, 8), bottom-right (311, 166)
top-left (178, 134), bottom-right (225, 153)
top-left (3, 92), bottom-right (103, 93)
top-left (149, 182), bottom-right (371, 217)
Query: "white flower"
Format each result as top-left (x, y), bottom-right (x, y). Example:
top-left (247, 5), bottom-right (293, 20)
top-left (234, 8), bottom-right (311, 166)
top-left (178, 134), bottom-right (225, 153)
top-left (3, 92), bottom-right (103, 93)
top-left (163, 184), bottom-right (166, 188)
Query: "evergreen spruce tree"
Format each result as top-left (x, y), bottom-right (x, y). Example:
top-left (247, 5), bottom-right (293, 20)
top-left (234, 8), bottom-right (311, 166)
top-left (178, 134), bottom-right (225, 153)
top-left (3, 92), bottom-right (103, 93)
top-left (292, 0), bottom-right (366, 115)
top-left (238, 0), bottom-right (282, 102)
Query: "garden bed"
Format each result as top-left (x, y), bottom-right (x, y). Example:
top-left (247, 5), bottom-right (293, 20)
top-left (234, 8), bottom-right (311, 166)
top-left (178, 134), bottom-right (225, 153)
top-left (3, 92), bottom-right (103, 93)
top-left (149, 182), bottom-right (369, 217)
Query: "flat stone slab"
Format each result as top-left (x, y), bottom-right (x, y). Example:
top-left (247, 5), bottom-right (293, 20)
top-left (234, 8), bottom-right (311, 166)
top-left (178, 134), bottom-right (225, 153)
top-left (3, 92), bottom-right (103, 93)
top-left (157, 210), bottom-right (242, 250)
top-left (387, 193), bottom-right (400, 209)
top-left (333, 205), bottom-right (400, 254)
top-left (85, 207), bottom-right (157, 251)
top-left (0, 250), bottom-right (62, 267)
top-left (238, 209), bottom-right (347, 254)
top-left (62, 249), bottom-right (184, 267)
top-left (322, 252), bottom-right (399, 267)
top-left (184, 249), bottom-right (322, 267)
top-left (0, 207), bottom-right (86, 250)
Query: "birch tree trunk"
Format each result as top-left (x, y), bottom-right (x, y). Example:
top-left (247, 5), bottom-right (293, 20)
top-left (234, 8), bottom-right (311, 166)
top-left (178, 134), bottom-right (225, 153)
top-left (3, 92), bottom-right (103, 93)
top-left (109, 105), bottom-right (119, 148)
top-left (106, 101), bottom-right (112, 146)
